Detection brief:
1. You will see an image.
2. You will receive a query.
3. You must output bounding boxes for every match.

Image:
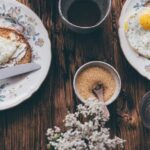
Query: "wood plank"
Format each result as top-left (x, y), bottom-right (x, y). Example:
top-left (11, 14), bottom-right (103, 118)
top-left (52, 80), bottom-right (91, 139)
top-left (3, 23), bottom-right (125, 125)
top-left (0, 0), bottom-right (149, 149)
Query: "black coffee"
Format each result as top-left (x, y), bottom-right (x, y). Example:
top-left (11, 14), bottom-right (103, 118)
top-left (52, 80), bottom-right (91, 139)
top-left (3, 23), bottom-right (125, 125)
top-left (67, 0), bottom-right (101, 27)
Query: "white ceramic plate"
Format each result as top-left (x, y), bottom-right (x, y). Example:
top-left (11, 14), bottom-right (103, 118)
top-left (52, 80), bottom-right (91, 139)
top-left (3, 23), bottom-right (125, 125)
top-left (118, 0), bottom-right (150, 80)
top-left (0, 0), bottom-right (51, 110)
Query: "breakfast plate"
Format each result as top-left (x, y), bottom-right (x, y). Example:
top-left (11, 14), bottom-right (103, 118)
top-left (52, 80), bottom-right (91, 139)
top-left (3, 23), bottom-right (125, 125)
top-left (118, 0), bottom-right (150, 80)
top-left (0, 0), bottom-right (51, 110)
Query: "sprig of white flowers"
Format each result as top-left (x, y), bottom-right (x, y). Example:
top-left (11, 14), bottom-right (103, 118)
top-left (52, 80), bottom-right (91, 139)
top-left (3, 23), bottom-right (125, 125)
top-left (46, 100), bottom-right (125, 150)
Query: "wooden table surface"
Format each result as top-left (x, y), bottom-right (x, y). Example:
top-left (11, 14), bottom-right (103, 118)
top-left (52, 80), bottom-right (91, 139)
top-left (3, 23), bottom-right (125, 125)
top-left (0, 0), bottom-right (150, 149)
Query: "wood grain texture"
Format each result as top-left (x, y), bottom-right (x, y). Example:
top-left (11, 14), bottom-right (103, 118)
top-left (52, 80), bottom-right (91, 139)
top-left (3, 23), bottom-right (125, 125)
top-left (0, 0), bottom-right (150, 149)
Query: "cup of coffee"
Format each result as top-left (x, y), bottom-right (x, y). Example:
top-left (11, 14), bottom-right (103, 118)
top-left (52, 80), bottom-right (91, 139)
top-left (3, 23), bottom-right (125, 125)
top-left (58, 0), bottom-right (111, 33)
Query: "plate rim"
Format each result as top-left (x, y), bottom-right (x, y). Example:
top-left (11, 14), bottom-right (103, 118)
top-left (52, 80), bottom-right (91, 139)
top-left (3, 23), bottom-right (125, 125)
top-left (0, 0), bottom-right (51, 110)
top-left (118, 0), bottom-right (150, 80)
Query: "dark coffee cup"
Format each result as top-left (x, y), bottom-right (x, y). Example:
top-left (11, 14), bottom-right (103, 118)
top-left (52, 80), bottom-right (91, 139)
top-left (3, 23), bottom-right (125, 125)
top-left (58, 0), bottom-right (111, 33)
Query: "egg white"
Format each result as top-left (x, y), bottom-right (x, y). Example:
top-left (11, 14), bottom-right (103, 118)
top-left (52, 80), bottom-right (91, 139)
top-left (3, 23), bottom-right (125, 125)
top-left (0, 36), bottom-right (26, 65)
top-left (125, 7), bottom-right (150, 58)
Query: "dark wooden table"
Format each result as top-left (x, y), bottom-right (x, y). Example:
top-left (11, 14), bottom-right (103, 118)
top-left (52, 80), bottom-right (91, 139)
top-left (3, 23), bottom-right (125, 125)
top-left (0, 0), bottom-right (150, 149)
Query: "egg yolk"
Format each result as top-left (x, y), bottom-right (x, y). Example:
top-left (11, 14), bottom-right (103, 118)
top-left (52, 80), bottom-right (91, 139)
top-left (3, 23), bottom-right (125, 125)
top-left (139, 13), bottom-right (150, 30)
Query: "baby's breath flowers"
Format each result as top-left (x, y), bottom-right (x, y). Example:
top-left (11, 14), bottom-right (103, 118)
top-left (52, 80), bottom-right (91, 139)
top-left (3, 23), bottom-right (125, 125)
top-left (46, 100), bottom-right (125, 150)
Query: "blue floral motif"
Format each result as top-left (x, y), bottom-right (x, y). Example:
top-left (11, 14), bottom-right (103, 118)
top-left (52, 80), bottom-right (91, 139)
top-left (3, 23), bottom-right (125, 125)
top-left (0, 5), bottom-right (44, 47)
top-left (0, 83), bottom-right (8, 102)
top-left (133, 0), bottom-right (149, 9)
top-left (0, 95), bottom-right (5, 102)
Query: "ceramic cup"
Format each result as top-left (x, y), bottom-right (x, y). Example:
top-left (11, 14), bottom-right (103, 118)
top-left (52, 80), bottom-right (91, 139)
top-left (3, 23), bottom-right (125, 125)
top-left (58, 0), bottom-right (111, 33)
top-left (73, 61), bottom-right (121, 105)
top-left (140, 91), bottom-right (150, 129)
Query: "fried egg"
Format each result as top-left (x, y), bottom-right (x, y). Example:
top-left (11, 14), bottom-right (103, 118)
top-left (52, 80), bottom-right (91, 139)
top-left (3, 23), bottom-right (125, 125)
top-left (0, 36), bottom-right (26, 65)
top-left (124, 7), bottom-right (150, 58)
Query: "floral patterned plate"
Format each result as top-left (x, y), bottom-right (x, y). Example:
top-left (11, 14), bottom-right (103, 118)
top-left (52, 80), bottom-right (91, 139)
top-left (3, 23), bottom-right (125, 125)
top-left (118, 0), bottom-right (150, 80)
top-left (0, 0), bottom-right (51, 110)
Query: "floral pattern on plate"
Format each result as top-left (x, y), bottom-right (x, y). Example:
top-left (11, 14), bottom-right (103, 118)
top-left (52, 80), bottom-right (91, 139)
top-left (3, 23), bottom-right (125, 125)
top-left (0, 83), bottom-right (8, 101)
top-left (0, 4), bottom-right (44, 47)
top-left (0, 0), bottom-right (51, 109)
top-left (133, 0), bottom-right (148, 9)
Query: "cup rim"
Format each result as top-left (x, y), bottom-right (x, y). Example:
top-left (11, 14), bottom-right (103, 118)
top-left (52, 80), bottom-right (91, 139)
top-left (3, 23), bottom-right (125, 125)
top-left (73, 61), bottom-right (121, 105)
top-left (58, 0), bottom-right (111, 30)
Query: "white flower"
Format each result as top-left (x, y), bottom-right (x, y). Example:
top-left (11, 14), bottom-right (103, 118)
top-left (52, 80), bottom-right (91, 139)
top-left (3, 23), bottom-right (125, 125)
top-left (54, 126), bottom-right (61, 133)
top-left (47, 100), bottom-right (125, 150)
